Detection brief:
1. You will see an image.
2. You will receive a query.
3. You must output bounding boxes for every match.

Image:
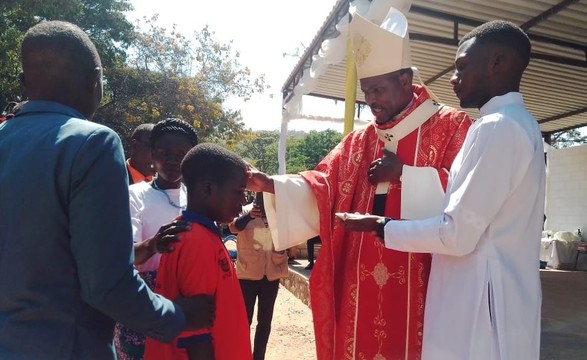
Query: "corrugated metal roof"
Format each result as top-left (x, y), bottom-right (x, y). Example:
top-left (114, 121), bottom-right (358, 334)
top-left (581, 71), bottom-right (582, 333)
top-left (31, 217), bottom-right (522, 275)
top-left (282, 0), bottom-right (587, 134)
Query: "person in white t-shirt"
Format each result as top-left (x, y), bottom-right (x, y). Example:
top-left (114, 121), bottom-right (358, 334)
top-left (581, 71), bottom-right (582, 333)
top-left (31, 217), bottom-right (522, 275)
top-left (115, 117), bottom-right (198, 360)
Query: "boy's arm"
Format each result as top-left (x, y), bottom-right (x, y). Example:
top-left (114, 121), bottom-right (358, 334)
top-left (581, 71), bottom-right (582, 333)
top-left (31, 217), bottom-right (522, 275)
top-left (175, 230), bottom-right (220, 349)
top-left (229, 203), bottom-right (256, 232)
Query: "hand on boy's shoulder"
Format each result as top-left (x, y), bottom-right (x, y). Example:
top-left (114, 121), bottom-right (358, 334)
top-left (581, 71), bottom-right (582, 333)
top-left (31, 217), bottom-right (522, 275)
top-left (151, 219), bottom-right (191, 254)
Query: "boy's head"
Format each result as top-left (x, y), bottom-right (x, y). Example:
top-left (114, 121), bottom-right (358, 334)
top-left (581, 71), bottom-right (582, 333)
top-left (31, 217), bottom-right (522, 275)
top-left (450, 20), bottom-right (531, 109)
top-left (129, 123), bottom-right (155, 176)
top-left (181, 143), bottom-right (248, 223)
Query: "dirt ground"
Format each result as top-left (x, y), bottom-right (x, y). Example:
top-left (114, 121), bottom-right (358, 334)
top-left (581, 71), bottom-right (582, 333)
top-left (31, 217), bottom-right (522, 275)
top-left (250, 284), bottom-right (316, 360)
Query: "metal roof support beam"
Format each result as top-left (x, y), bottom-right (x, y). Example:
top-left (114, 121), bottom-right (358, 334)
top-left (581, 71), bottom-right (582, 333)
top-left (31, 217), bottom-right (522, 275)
top-left (531, 53), bottom-right (587, 68)
top-left (416, 46), bottom-right (585, 86)
top-left (527, 33), bottom-right (587, 52)
top-left (410, 33), bottom-right (458, 47)
top-left (413, 1), bottom-right (587, 85)
top-left (410, 5), bottom-right (482, 27)
top-left (538, 106), bottom-right (587, 124)
top-left (424, 65), bottom-right (454, 86)
top-left (412, 1), bottom-right (581, 35)
top-left (520, 0), bottom-right (580, 30)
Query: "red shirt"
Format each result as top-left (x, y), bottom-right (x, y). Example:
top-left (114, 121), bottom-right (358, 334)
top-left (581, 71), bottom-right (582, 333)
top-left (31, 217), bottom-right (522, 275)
top-left (126, 159), bottom-right (152, 184)
top-left (144, 214), bottom-right (252, 360)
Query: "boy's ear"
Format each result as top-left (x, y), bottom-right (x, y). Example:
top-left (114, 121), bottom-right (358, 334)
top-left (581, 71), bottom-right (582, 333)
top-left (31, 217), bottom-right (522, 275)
top-left (488, 48), bottom-right (505, 75)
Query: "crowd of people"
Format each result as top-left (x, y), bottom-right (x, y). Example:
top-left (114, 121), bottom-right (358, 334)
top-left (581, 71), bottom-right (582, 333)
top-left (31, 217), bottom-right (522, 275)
top-left (0, 2), bottom-right (545, 359)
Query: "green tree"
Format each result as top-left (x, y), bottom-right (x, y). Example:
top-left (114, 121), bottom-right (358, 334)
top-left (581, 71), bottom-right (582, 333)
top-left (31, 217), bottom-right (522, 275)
top-left (0, 0), bottom-right (134, 109)
top-left (234, 130), bottom-right (281, 174)
top-left (286, 129), bottom-right (343, 173)
top-left (234, 129), bottom-right (343, 175)
top-left (550, 128), bottom-right (587, 149)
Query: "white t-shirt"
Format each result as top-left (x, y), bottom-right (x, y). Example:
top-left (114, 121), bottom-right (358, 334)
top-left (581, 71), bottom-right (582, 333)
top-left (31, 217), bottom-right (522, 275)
top-left (129, 181), bottom-right (187, 272)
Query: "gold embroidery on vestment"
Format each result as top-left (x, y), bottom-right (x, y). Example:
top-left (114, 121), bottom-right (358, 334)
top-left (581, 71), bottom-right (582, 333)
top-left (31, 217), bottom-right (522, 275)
top-left (427, 146), bottom-right (438, 164)
top-left (341, 181), bottom-right (353, 195)
top-left (359, 263), bottom-right (405, 286)
top-left (354, 34), bottom-right (371, 66)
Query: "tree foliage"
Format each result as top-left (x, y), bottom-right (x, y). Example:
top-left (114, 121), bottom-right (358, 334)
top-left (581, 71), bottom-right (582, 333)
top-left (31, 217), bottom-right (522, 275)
top-left (0, 5), bottom-right (266, 150)
top-left (234, 129), bottom-right (343, 175)
top-left (233, 130), bottom-right (281, 175)
top-left (95, 16), bottom-right (267, 147)
top-left (0, 0), bottom-right (134, 109)
top-left (550, 128), bottom-right (587, 149)
top-left (287, 130), bottom-right (343, 173)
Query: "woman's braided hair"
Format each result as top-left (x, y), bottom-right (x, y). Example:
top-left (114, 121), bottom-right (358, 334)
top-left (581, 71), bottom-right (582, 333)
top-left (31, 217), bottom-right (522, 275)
top-left (150, 118), bottom-right (198, 147)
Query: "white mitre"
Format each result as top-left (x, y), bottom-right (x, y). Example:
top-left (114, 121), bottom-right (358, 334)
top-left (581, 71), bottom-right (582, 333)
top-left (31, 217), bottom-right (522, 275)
top-left (349, 4), bottom-right (412, 79)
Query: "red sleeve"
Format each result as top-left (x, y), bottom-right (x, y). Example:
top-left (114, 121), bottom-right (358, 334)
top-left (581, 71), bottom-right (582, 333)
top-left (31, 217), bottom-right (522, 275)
top-left (175, 229), bottom-right (219, 338)
top-left (176, 231), bottom-right (219, 297)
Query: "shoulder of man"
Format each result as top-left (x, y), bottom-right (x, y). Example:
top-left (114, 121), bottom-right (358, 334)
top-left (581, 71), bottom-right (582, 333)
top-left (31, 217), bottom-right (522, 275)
top-left (339, 123), bottom-right (376, 145)
top-left (436, 104), bottom-right (473, 125)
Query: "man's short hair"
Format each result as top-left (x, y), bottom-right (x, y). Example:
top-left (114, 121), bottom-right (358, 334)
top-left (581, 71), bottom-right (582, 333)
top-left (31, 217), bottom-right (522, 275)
top-left (150, 118), bottom-right (198, 147)
top-left (460, 20), bottom-right (531, 68)
top-left (181, 143), bottom-right (247, 187)
top-left (131, 123), bottom-right (154, 141)
top-left (21, 21), bottom-right (101, 74)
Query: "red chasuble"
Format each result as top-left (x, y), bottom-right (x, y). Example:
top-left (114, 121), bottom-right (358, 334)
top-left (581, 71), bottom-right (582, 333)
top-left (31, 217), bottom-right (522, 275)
top-left (301, 85), bottom-right (471, 360)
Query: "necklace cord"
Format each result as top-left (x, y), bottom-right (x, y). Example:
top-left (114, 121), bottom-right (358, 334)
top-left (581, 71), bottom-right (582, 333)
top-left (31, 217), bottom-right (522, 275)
top-left (152, 177), bottom-right (186, 209)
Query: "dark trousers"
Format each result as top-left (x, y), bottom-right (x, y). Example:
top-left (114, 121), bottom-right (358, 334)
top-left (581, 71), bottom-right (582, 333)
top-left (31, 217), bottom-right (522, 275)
top-left (306, 236), bottom-right (321, 264)
top-left (239, 276), bottom-right (280, 360)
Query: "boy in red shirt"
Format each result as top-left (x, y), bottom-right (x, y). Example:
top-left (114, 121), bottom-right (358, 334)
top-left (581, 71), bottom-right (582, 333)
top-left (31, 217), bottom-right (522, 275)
top-left (144, 143), bottom-right (252, 360)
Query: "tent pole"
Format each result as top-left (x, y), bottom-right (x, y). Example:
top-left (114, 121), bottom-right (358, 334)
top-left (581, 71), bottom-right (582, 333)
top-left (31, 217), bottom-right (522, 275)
top-left (343, 34), bottom-right (357, 136)
top-left (278, 108), bottom-right (289, 175)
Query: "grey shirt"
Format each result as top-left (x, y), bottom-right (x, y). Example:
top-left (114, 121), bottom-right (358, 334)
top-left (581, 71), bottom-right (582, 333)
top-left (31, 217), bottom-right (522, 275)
top-left (0, 101), bottom-right (185, 359)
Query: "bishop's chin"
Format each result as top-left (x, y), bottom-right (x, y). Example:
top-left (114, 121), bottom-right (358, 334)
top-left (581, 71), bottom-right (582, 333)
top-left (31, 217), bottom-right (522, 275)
top-left (374, 114), bottom-right (393, 126)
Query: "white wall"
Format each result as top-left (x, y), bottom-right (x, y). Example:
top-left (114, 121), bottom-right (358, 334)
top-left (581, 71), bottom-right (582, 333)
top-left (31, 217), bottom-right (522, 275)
top-left (545, 144), bottom-right (587, 237)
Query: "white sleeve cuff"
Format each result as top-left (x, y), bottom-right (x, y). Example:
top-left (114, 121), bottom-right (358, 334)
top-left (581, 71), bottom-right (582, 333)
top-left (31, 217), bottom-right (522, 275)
top-left (263, 175), bottom-right (320, 251)
top-left (384, 215), bottom-right (443, 253)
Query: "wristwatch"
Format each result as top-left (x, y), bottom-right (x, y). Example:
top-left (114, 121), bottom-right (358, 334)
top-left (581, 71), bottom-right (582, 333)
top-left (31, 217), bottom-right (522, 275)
top-left (376, 217), bottom-right (393, 239)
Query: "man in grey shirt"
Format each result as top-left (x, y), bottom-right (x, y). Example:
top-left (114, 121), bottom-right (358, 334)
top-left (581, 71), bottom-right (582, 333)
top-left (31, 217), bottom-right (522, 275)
top-left (0, 21), bottom-right (213, 359)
